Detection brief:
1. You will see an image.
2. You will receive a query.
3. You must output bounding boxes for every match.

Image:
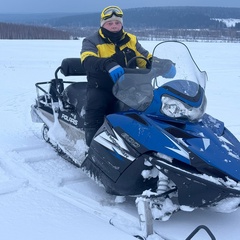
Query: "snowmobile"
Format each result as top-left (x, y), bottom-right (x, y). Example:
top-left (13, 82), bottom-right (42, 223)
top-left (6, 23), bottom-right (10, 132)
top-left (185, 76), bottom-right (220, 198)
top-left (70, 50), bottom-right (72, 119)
top-left (31, 41), bottom-right (240, 233)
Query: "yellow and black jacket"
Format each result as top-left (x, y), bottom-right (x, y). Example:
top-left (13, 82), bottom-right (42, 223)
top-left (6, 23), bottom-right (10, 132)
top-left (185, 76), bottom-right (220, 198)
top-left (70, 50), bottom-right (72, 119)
top-left (81, 28), bottom-right (152, 92)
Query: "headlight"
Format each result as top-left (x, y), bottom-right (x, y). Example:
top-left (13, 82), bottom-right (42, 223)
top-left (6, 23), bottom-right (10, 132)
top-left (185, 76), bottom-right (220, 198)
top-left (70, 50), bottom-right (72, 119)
top-left (161, 95), bottom-right (206, 121)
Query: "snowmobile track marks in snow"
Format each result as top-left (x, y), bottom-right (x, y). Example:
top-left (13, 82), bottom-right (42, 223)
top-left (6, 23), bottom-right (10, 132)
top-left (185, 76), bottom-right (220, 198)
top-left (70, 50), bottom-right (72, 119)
top-left (0, 176), bottom-right (28, 195)
top-left (1, 140), bottom-right (152, 239)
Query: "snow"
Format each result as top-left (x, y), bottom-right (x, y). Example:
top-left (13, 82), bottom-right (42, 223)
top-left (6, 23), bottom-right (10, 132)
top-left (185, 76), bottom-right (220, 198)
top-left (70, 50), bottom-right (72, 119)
top-left (212, 18), bottom-right (240, 27)
top-left (0, 39), bottom-right (240, 240)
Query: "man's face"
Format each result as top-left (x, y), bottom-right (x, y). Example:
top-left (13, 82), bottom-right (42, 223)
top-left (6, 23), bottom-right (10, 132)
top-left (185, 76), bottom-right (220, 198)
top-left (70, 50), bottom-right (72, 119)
top-left (103, 20), bottom-right (122, 32)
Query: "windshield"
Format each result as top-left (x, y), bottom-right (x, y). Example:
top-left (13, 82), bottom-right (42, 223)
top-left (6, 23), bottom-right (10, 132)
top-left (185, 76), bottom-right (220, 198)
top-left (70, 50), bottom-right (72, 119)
top-left (112, 41), bottom-right (208, 112)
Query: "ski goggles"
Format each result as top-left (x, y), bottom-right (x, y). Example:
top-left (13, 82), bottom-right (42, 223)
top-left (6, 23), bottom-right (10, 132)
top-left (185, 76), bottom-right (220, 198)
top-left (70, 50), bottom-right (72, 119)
top-left (101, 6), bottom-right (123, 20)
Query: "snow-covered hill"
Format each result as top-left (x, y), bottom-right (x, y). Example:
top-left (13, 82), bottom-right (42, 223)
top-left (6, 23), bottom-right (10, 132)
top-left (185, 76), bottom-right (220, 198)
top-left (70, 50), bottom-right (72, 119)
top-left (0, 39), bottom-right (240, 240)
top-left (213, 18), bottom-right (240, 27)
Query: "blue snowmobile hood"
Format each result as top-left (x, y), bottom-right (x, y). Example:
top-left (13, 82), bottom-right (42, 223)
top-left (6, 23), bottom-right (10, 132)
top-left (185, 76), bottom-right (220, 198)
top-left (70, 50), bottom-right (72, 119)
top-left (107, 112), bottom-right (240, 182)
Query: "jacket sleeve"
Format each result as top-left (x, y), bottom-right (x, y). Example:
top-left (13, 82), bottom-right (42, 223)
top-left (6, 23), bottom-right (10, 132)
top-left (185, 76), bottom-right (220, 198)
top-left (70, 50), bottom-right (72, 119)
top-left (81, 37), bottom-right (110, 73)
top-left (135, 40), bottom-right (152, 68)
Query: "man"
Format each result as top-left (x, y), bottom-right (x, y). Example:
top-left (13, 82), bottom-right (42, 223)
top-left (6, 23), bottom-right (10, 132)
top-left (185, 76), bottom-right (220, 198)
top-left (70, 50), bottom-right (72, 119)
top-left (81, 6), bottom-right (176, 146)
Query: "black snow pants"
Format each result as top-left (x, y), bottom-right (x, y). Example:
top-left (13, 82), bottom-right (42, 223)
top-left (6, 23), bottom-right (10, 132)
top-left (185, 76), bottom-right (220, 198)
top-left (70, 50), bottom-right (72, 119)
top-left (84, 87), bottom-right (117, 146)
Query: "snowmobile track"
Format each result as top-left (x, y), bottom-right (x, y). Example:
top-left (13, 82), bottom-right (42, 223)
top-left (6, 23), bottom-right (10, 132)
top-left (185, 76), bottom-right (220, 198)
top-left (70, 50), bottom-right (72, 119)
top-left (0, 140), bottom-right (160, 239)
top-left (0, 140), bottom-right (217, 240)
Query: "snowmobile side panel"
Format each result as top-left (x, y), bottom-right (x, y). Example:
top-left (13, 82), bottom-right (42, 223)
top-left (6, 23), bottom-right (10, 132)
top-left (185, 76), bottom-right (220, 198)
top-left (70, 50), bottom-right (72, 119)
top-left (82, 151), bottom-right (158, 196)
top-left (82, 118), bottom-right (158, 196)
top-left (152, 157), bottom-right (240, 208)
top-left (107, 113), bottom-right (191, 164)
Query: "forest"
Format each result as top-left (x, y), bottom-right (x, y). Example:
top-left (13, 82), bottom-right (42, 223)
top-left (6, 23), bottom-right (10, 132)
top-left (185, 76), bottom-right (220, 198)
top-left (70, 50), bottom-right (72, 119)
top-left (0, 22), bottom-right (71, 39)
top-left (47, 7), bottom-right (240, 29)
top-left (0, 7), bottom-right (240, 41)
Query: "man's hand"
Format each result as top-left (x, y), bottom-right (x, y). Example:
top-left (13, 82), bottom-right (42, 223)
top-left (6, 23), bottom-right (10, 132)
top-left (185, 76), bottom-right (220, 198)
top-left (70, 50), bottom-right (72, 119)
top-left (162, 64), bottom-right (176, 78)
top-left (105, 61), bottom-right (125, 83)
top-left (152, 58), bottom-right (176, 78)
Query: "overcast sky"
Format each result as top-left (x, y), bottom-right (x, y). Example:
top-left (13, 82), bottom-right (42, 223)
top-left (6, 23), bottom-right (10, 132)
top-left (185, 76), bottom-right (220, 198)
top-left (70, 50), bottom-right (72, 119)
top-left (1, 0), bottom-right (240, 13)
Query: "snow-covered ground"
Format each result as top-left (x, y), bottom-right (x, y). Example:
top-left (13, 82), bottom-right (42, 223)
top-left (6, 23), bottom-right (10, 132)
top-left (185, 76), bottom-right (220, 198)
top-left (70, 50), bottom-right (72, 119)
top-left (0, 39), bottom-right (240, 240)
top-left (213, 18), bottom-right (240, 27)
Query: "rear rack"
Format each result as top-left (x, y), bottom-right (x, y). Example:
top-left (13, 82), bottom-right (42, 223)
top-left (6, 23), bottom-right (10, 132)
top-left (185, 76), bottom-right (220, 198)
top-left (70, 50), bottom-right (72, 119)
top-left (35, 58), bottom-right (86, 104)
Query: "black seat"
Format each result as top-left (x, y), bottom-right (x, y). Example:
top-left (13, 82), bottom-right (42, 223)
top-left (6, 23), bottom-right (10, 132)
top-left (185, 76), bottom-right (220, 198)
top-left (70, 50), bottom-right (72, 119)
top-left (62, 82), bottom-right (87, 115)
top-left (60, 58), bottom-right (86, 76)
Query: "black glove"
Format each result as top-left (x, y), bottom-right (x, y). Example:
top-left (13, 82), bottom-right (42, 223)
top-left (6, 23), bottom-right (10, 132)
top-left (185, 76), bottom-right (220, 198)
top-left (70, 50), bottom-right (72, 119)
top-left (111, 47), bottom-right (136, 68)
top-left (152, 58), bottom-right (176, 78)
top-left (110, 51), bottom-right (125, 63)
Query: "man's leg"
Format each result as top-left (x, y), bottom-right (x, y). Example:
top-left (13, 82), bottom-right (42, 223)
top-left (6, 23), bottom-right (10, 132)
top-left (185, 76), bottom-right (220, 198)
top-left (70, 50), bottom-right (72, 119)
top-left (84, 88), bottom-right (111, 146)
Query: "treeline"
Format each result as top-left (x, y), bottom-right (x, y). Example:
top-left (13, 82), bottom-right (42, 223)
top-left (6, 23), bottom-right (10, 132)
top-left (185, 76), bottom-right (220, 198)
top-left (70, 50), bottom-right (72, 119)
top-left (0, 22), bottom-right (71, 39)
top-left (46, 7), bottom-right (240, 29)
top-left (62, 26), bottom-right (240, 42)
top-left (121, 7), bottom-right (228, 29)
top-left (45, 6), bottom-right (240, 41)
top-left (235, 22), bottom-right (240, 29)
top-left (1, 7), bottom-right (240, 41)
top-left (131, 28), bottom-right (240, 42)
